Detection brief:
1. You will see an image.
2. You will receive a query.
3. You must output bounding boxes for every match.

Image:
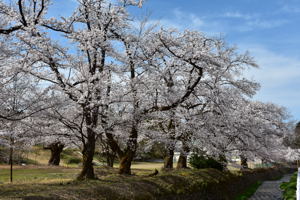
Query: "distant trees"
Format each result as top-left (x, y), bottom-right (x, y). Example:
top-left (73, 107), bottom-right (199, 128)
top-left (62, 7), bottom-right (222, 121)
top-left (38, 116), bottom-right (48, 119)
top-left (0, 72), bottom-right (51, 182)
top-left (288, 122), bottom-right (300, 148)
top-left (0, 0), bottom-right (294, 180)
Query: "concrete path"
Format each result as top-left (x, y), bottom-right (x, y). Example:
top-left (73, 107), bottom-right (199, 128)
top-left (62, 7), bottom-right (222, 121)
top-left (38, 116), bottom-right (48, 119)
top-left (249, 174), bottom-right (292, 200)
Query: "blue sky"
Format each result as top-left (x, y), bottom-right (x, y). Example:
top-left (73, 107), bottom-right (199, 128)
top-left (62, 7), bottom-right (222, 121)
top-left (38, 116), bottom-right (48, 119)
top-left (52, 0), bottom-right (300, 120)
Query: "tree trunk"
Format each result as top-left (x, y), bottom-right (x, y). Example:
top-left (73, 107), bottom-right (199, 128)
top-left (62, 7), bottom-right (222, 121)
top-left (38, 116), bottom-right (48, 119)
top-left (106, 151), bottom-right (115, 167)
top-left (164, 149), bottom-right (174, 169)
top-left (176, 141), bottom-right (190, 169)
top-left (218, 154), bottom-right (228, 170)
top-left (240, 155), bottom-right (248, 170)
top-left (119, 150), bottom-right (134, 175)
top-left (9, 140), bottom-right (13, 183)
top-left (47, 142), bottom-right (64, 166)
top-left (78, 132), bottom-right (96, 180)
top-left (176, 153), bottom-right (188, 169)
top-left (118, 126), bottom-right (138, 175)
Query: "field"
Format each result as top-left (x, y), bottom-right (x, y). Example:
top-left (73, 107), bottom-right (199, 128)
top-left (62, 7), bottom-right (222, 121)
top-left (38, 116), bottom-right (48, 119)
top-left (0, 164), bottom-right (288, 200)
top-left (0, 164), bottom-right (165, 199)
top-left (0, 146), bottom-right (264, 199)
top-left (0, 165), bottom-right (235, 200)
top-left (0, 162), bottom-right (164, 184)
top-left (0, 165), bottom-right (80, 184)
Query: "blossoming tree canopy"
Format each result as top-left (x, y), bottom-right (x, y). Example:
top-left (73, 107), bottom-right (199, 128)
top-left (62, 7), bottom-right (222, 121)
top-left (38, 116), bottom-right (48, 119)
top-left (0, 0), bottom-right (294, 179)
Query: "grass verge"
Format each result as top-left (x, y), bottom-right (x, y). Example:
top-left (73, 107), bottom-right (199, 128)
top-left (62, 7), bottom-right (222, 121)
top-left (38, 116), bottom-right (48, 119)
top-left (280, 172), bottom-right (297, 200)
top-left (234, 181), bottom-right (262, 200)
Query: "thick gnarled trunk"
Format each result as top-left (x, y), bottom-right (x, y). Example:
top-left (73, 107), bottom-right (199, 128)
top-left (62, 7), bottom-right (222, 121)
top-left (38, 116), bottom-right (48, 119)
top-left (45, 142), bottom-right (64, 166)
top-left (78, 108), bottom-right (97, 180)
top-left (119, 151), bottom-right (134, 175)
top-left (118, 127), bottom-right (138, 175)
top-left (78, 135), bottom-right (96, 180)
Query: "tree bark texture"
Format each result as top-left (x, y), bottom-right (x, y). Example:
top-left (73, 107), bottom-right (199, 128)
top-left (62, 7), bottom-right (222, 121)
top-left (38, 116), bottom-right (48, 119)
top-left (164, 149), bottom-right (174, 169)
top-left (78, 134), bottom-right (96, 180)
top-left (46, 142), bottom-right (64, 166)
top-left (118, 126), bottom-right (138, 175)
top-left (176, 140), bottom-right (190, 169)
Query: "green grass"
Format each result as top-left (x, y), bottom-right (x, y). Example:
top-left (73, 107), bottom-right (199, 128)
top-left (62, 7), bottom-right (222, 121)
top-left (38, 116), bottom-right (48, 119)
top-left (0, 161), bottom-right (164, 185)
top-left (0, 166), bottom-right (289, 200)
top-left (0, 167), bottom-right (230, 200)
top-left (234, 181), bottom-right (262, 200)
top-left (280, 172), bottom-right (297, 200)
top-left (0, 146), bottom-right (288, 200)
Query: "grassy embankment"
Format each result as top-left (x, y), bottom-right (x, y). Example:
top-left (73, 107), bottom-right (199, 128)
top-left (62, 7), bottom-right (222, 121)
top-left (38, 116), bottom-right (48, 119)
top-left (281, 171), bottom-right (297, 200)
top-left (0, 147), bottom-right (290, 200)
top-left (0, 167), bottom-right (233, 200)
top-left (0, 166), bottom-right (289, 200)
top-left (234, 181), bottom-right (262, 200)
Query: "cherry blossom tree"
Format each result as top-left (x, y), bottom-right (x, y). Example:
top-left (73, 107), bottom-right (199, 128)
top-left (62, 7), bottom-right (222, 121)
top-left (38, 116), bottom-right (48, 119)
top-left (0, 0), bottom-right (293, 180)
top-left (0, 0), bottom-right (148, 179)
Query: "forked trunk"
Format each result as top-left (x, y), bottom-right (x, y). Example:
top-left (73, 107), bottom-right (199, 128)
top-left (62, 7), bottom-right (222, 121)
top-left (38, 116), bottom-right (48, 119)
top-left (78, 134), bottom-right (96, 180)
top-left (164, 149), bottom-right (174, 169)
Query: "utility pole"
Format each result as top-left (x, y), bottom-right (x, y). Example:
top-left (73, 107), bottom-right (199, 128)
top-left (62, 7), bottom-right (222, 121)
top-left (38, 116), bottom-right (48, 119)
top-left (9, 136), bottom-right (14, 183)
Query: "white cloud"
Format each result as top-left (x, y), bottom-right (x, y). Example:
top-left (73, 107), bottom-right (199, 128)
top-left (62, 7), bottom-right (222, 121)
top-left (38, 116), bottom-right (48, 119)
top-left (220, 11), bottom-right (289, 31)
top-left (223, 11), bottom-right (257, 20)
top-left (242, 45), bottom-right (300, 119)
top-left (244, 45), bottom-right (300, 86)
top-left (134, 9), bottom-right (206, 32)
top-left (172, 8), bottom-right (205, 28)
top-left (245, 19), bottom-right (288, 29)
top-left (162, 9), bottom-right (289, 34)
top-left (281, 4), bottom-right (300, 14)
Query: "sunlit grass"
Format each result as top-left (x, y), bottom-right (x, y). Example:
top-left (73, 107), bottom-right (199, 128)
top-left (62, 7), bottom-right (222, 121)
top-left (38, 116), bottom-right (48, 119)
top-left (0, 162), bottom-right (164, 185)
top-left (0, 166), bottom-right (80, 184)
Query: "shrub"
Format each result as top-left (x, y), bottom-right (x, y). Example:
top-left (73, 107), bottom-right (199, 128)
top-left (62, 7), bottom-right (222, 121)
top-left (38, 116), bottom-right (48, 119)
top-left (189, 153), bottom-right (224, 171)
top-left (67, 157), bottom-right (82, 164)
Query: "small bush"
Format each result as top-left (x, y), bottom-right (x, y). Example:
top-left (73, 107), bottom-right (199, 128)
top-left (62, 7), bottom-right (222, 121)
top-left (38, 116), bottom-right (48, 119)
top-left (189, 153), bottom-right (224, 171)
top-left (67, 158), bottom-right (81, 164)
